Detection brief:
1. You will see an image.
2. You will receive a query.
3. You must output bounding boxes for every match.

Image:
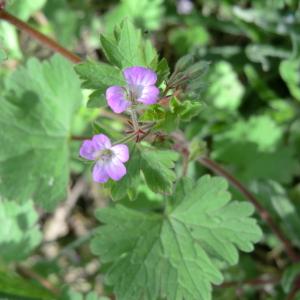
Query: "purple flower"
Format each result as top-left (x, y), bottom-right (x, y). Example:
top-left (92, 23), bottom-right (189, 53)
top-left (79, 134), bottom-right (129, 183)
top-left (106, 66), bottom-right (160, 113)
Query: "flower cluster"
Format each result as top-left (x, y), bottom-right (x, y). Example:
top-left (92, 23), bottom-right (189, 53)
top-left (80, 66), bottom-right (159, 182)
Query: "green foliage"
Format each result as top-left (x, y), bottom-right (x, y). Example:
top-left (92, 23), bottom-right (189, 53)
top-left (0, 200), bottom-right (41, 262)
top-left (215, 115), bottom-right (282, 151)
top-left (1, 1), bottom-right (300, 299)
top-left (43, 0), bottom-right (78, 47)
top-left (281, 263), bottom-right (300, 294)
top-left (139, 146), bottom-right (179, 193)
top-left (142, 97), bottom-right (202, 132)
top-left (214, 142), bottom-right (298, 184)
top-left (104, 0), bottom-right (164, 32)
top-left (213, 115), bottom-right (298, 183)
top-left (0, 0), bottom-right (46, 59)
top-left (0, 271), bottom-right (54, 300)
top-left (110, 146), bottom-right (179, 200)
top-left (75, 61), bottom-right (124, 108)
top-left (61, 290), bottom-right (107, 300)
top-left (280, 59), bottom-right (300, 101)
top-left (206, 61), bottom-right (244, 110)
top-left (0, 48), bottom-right (6, 62)
top-left (168, 54), bottom-right (210, 100)
top-left (169, 25), bottom-right (210, 56)
top-left (0, 55), bottom-right (82, 209)
top-left (100, 19), bottom-right (158, 69)
top-left (250, 180), bottom-right (300, 247)
top-left (91, 176), bottom-right (262, 300)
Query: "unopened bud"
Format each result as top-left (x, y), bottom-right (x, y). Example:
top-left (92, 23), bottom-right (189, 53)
top-left (186, 61), bottom-right (210, 79)
top-left (174, 54), bottom-right (194, 73)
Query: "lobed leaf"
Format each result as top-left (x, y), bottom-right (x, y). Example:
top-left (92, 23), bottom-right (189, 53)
top-left (0, 55), bottom-right (82, 209)
top-left (91, 175), bottom-right (262, 300)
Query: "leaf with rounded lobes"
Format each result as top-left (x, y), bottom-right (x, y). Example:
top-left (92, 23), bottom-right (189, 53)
top-left (91, 175), bottom-right (262, 300)
top-left (110, 146), bottom-right (178, 200)
top-left (0, 55), bottom-right (82, 210)
top-left (139, 147), bottom-right (179, 193)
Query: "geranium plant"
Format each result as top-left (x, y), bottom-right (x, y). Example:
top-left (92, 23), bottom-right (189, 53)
top-left (0, 1), bottom-right (300, 300)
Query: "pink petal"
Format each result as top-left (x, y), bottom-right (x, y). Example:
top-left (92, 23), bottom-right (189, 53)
top-left (111, 144), bottom-right (129, 163)
top-left (106, 86), bottom-right (131, 114)
top-left (92, 162), bottom-right (109, 183)
top-left (137, 85), bottom-right (159, 105)
top-left (80, 140), bottom-right (96, 160)
top-left (92, 134), bottom-right (111, 150)
top-left (123, 67), bottom-right (157, 86)
top-left (105, 158), bottom-right (127, 181)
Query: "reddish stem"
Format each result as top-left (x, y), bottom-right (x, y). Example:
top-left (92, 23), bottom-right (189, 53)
top-left (0, 9), bottom-right (81, 63)
top-left (219, 276), bottom-right (280, 289)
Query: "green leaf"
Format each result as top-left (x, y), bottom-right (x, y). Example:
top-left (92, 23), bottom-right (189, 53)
top-left (110, 146), bottom-right (179, 200)
top-left (104, 0), bottom-right (164, 32)
top-left (0, 200), bottom-right (41, 262)
top-left (74, 60), bottom-right (125, 108)
top-left (100, 35), bottom-right (124, 69)
top-left (91, 175), bottom-right (262, 300)
top-left (110, 147), bottom-right (141, 200)
top-left (0, 271), bottom-right (54, 300)
top-left (281, 262), bottom-right (300, 293)
top-left (118, 20), bottom-right (146, 67)
top-left (205, 61), bottom-right (244, 110)
top-left (0, 55), bottom-right (82, 209)
top-left (280, 59), bottom-right (300, 101)
top-left (74, 61), bottom-right (125, 89)
top-left (213, 142), bottom-right (298, 184)
top-left (44, 0), bottom-right (78, 47)
top-left (60, 289), bottom-right (108, 300)
top-left (244, 64), bottom-right (277, 101)
top-left (139, 146), bottom-right (179, 193)
top-left (250, 180), bottom-right (300, 247)
top-left (156, 58), bottom-right (170, 86)
top-left (87, 89), bottom-right (107, 108)
top-left (215, 115), bottom-right (283, 151)
top-left (142, 98), bottom-right (202, 132)
top-left (100, 19), bottom-right (158, 69)
top-left (0, 46), bottom-right (7, 62)
top-left (169, 25), bottom-right (210, 56)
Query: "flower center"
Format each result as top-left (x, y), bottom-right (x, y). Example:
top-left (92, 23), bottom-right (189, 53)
top-left (95, 149), bottom-right (114, 161)
top-left (128, 84), bottom-right (144, 102)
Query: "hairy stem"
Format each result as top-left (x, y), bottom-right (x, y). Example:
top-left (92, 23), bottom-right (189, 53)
top-left (129, 108), bottom-right (139, 132)
top-left (198, 156), bottom-right (300, 262)
top-left (0, 9), bottom-right (81, 63)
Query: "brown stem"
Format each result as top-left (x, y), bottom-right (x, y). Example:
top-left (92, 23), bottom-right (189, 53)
top-left (219, 276), bottom-right (280, 289)
top-left (0, 9), bottom-right (81, 63)
top-left (286, 286), bottom-right (299, 300)
top-left (71, 135), bottom-right (91, 141)
top-left (198, 156), bottom-right (300, 263)
top-left (16, 265), bottom-right (60, 296)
